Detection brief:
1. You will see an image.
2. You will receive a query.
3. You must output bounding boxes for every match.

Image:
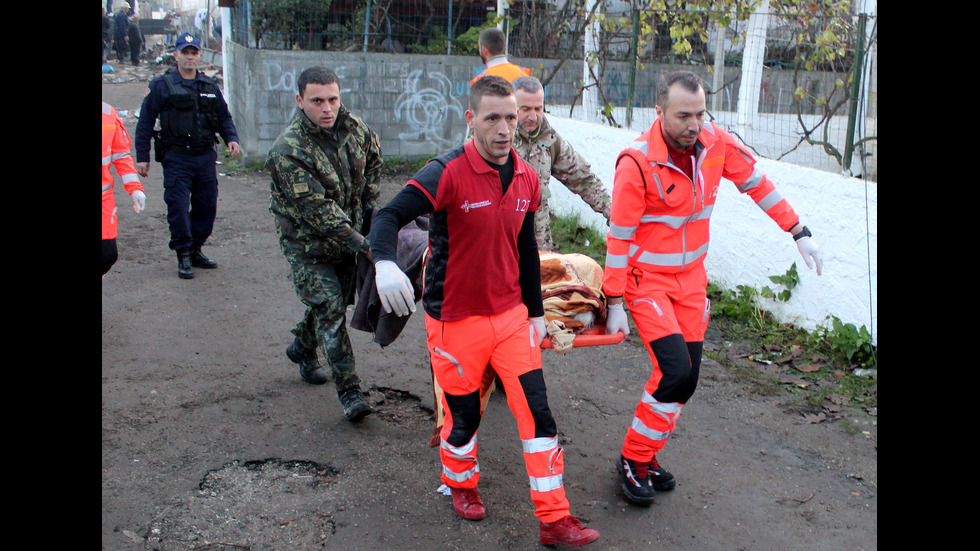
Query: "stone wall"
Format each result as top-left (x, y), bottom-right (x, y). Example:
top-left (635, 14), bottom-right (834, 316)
top-left (229, 45), bottom-right (581, 158)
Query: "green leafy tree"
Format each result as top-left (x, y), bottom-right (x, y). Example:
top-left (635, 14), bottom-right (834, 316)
top-left (782, 1), bottom-right (877, 169)
top-left (251, 0), bottom-right (333, 50)
top-left (408, 13), bottom-right (498, 55)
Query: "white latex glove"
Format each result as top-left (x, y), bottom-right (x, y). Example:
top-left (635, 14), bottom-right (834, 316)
top-left (796, 237), bottom-right (823, 276)
top-left (605, 302), bottom-right (630, 337)
top-left (374, 260), bottom-right (416, 317)
top-left (529, 316), bottom-right (546, 347)
top-left (131, 190), bottom-right (146, 213)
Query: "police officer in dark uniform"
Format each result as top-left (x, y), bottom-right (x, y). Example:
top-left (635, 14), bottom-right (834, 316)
top-left (135, 32), bottom-right (241, 279)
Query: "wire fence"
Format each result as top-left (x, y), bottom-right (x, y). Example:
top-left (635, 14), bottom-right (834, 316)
top-left (229, 0), bottom-right (495, 54)
top-left (554, 7), bottom-right (878, 180)
top-left (227, 1), bottom-right (877, 180)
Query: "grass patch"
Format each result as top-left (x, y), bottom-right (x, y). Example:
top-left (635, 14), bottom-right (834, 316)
top-left (382, 155), bottom-right (430, 176)
top-left (549, 212), bottom-right (606, 263)
top-left (706, 282), bottom-right (877, 419)
top-left (220, 149), bottom-right (268, 175)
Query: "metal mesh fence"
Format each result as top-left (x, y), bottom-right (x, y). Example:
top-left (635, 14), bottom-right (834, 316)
top-left (509, 5), bottom-right (878, 180)
top-left (229, 0), bottom-right (496, 54)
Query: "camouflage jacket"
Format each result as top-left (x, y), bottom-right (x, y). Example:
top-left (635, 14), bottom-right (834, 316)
top-left (513, 115), bottom-right (610, 220)
top-left (268, 105), bottom-right (382, 263)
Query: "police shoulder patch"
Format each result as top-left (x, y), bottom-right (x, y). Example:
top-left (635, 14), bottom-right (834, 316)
top-left (292, 182), bottom-right (310, 194)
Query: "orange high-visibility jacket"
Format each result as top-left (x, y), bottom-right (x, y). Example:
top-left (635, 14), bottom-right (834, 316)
top-left (602, 119), bottom-right (800, 298)
top-left (469, 60), bottom-right (531, 85)
top-left (102, 102), bottom-right (143, 240)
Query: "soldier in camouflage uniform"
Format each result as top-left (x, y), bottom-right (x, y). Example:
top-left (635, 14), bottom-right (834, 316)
top-left (511, 76), bottom-right (611, 251)
top-left (267, 67), bottom-right (383, 422)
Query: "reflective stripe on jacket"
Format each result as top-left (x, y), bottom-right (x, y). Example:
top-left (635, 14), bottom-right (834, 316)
top-left (102, 102), bottom-right (143, 240)
top-left (602, 119), bottom-right (799, 297)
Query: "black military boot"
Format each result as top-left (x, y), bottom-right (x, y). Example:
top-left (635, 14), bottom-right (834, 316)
top-left (190, 248), bottom-right (218, 269)
top-left (176, 249), bottom-right (194, 279)
top-left (649, 455), bottom-right (676, 492)
top-left (285, 338), bottom-right (328, 385)
top-left (338, 386), bottom-right (372, 422)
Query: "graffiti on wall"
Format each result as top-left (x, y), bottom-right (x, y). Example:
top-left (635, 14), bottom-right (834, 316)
top-left (264, 62), bottom-right (296, 93)
top-left (394, 70), bottom-right (466, 151)
top-left (264, 62), bottom-right (353, 93)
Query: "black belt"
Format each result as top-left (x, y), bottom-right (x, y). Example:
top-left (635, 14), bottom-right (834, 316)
top-left (166, 143), bottom-right (214, 156)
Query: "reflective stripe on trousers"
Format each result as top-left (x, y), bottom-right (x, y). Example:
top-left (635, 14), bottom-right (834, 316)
top-left (623, 391), bottom-right (684, 461)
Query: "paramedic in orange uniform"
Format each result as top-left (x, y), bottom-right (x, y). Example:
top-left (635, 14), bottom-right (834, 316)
top-left (603, 71), bottom-right (824, 506)
top-left (102, 101), bottom-right (146, 275)
top-left (369, 76), bottom-right (599, 548)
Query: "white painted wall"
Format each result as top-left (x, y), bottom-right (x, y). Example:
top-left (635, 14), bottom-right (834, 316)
top-left (542, 113), bottom-right (878, 343)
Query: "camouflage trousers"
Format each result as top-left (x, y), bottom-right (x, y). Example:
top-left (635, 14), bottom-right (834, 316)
top-left (288, 257), bottom-right (360, 392)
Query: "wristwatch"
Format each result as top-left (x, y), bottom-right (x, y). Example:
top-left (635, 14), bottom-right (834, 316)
top-left (792, 226), bottom-right (812, 241)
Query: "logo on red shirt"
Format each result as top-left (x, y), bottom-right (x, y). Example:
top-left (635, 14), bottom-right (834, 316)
top-left (461, 199), bottom-right (491, 213)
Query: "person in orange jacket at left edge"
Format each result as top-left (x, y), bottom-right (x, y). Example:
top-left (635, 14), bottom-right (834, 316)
top-left (103, 101), bottom-right (146, 276)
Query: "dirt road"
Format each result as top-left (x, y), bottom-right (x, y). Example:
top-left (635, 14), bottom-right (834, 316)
top-left (102, 73), bottom-right (876, 551)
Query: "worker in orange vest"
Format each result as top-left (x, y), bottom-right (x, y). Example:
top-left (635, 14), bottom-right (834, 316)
top-left (103, 101), bottom-right (146, 275)
top-left (469, 28), bottom-right (531, 86)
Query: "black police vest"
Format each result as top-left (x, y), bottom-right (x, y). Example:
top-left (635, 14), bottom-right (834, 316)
top-left (158, 70), bottom-right (221, 153)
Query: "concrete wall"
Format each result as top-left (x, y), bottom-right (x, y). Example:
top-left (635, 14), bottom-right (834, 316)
top-left (228, 43), bottom-right (590, 158)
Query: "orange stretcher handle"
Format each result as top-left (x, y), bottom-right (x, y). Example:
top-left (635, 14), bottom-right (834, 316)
top-left (540, 327), bottom-right (626, 349)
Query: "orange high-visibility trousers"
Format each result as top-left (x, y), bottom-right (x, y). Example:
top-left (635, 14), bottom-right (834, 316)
top-left (426, 302), bottom-right (570, 523)
top-left (621, 266), bottom-right (710, 463)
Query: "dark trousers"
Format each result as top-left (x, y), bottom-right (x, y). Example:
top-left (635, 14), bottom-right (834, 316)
top-left (102, 238), bottom-right (118, 275)
top-left (289, 259), bottom-right (360, 392)
top-left (161, 149), bottom-right (219, 251)
top-left (129, 39), bottom-right (141, 65)
top-left (114, 35), bottom-right (127, 61)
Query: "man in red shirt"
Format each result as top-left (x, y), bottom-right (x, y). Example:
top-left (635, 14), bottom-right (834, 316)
top-left (369, 76), bottom-right (599, 547)
top-left (603, 70), bottom-right (824, 506)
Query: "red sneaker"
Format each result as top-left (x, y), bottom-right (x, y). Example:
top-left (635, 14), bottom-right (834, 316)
top-left (539, 515), bottom-right (600, 547)
top-left (450, 487), bottom-right (485, 520)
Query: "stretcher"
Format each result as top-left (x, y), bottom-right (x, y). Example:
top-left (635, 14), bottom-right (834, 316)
top-left (424, 251), bottom-right (622, 446)
top-left (537, 251), bottom-right (625, 350)
top-left (540, 326), bottom-right (625, 349)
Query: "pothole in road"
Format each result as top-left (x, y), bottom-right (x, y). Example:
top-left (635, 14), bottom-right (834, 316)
top-left (142, 458), bottom-right (338, 551)
top-left (368, 386), bottom-right (434, 430)
top-left (136, 390), bottom-right (434, 550)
